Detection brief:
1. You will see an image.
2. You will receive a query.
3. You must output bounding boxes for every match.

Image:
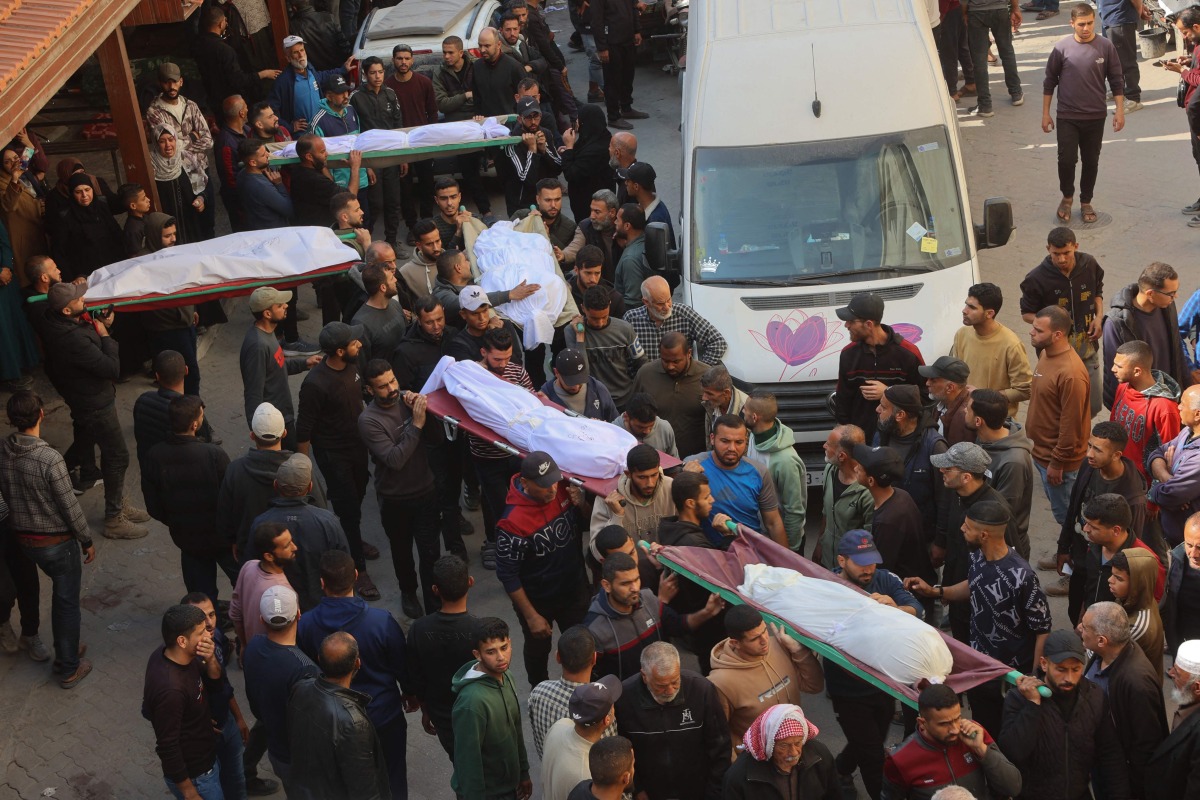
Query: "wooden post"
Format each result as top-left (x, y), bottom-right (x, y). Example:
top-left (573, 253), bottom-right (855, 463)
top-left (267, 0), bottom-right (291, 68)
top-left (96, 28), bottom-right (161, 209)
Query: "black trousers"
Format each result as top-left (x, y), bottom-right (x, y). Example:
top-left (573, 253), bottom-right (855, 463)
top-left (0, 525), bottom-right (40, 637)
top-left (512, 579), bottom-right (591, 687)
top-left (966, 678), bottom-right (1007, 740)
top-left (427, 437), bottom-right (468, 560)
top-left (601, 43), bottom-right (637, 120)
top-left (380, 492), bottom-right (442, 614)
top-left (1057, 117), bottom-right (1106, 203)
top-left (179, 545), bottom-right (241, 605)
top-left (1187, 85), bottom-right (1200, 181)
top-left (1104, 24), bottom-right (1140, 101)
top-left (400, 160), bottom-right (435, 229)
top-left (473, 454), bottom-right (520, 544)
top-left (935, 12), bottom-right (973, 95)
top-left (65, 402), bottom-right (129, 519)
top-left (454, 152), bottom-right (491, 215)
top-left (831, 692), bottom-right (895, 800)
top-left (312, 447), bottom-right (369, 570)
top-left (148, 326), bottom-right (201, 396)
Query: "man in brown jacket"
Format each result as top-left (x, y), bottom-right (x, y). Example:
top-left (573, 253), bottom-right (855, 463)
top-left (1027, 305), bottom-right (1091, 526)
top-left (706, 604), bottom-right (823, 752)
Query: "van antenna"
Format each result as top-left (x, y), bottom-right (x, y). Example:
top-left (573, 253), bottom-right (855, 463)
top-left (811, 44), bottom-right (821, 118)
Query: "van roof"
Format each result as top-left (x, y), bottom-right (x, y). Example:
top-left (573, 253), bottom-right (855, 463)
top-left (700, 0), bottom-right (925, 39)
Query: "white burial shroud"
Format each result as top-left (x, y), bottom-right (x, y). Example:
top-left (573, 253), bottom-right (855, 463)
top-left (473, 222), bottom-right (569, 349)
top-left (421, 357), bottom-right (636, 480)
top-left (737, 563), bottom-right (954, 685)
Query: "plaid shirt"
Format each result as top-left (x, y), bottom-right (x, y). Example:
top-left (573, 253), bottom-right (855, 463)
top-left (0, 433), bottom-right (90, 543)
top-left (624, 303), bottom-right (727, 366)
top-left (527, 677), bottom-right (619, 758)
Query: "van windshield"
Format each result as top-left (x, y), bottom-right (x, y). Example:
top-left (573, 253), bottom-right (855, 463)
top-left (690, 125), bottom-right (969, 284)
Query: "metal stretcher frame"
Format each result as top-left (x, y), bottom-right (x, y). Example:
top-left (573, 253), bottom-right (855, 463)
top-left (654, 534), bottom-right (1039, 709)
top-left (424, 387), bottom-right (683, 497)
top-left (265, 136), bottom-right (524, 168)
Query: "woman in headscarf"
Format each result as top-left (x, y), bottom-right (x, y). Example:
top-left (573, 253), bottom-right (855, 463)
top-left (559, 103), bottom-right (616, 222)
top-left (1108, 548), bottom-right (1165, 682)
top-left (723, 704), bottom-right (841, 800)
top-left (151, 126), bottom-right (208, 246)
top-left (50, 173), bottom-right (125, 281)
top-left (0, 219), bottom-right (40, 390)
top-left (0, 146), bottom-right (48, 286)
top-left (45, 157), bottom-right (117, 231)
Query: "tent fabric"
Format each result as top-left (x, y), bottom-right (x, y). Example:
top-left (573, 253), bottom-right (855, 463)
top-left (473, 222), bottom-right (570, 348)
top-left (659, 535), bottom-right (1015, 705)
top-left (420, 357), bottom-right (637, 480)
top-left (83, 228), bottom-right (359, 310)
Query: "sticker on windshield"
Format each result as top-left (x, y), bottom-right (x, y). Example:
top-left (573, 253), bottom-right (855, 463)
top-left (917, 142), bottom-right (940, 153)
top-left (944, 247), bottom-right (962, 257)
top-left (700, 257), bottom-right (720, 273)
top-left (906, 222), bottom-right (927, 242)
top-left (920, 236), bottom-right (938, 254)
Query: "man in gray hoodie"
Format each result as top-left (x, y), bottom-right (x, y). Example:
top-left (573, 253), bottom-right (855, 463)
top-left (743, 391), bottom-right (808, 553)
top-left (964, 389), bottom-right (1034, 561)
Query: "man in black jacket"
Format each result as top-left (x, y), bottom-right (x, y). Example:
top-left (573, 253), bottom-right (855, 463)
top-left (194, 4), bottom-right (279, 109)
top-left (287, 631), bottom-right (390, 800)
top-left (1144, 639), bottom-right (1200, 800)
top-left (590, 0), bottom-right (646, 130)
top-left (133, 350), bottom-right (216, 470)
top-left (143, 396), bottom-right (236, 605)
top-left (999, 629), bottom-right (1131, 800)
top-left (498, 99), bottom-right (563, 216)
top-left (286, 0), bottom-right (352, 71)
top-left (1078, 601), bottom-right (1169, 792)
top-left (41, 281), bottom-right (149, 539)
top-left (473, 28), bottom-right (527, 117)
top-left (521, 0), bottom-right (578, 124)
top-left (615, 641), bottom-right (730, 800)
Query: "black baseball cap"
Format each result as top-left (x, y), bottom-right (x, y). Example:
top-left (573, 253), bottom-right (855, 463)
top-left (1043, 629), bottom-right (1086, 664)
top-left (918, 356), bottom-right (971, 383)
top-left (554, 349), bottom-right (588, 387)
top-left (515, 96), bottom-right (541, 118)
top-left (322, 74), bottom-right (353, 93)
top-left (622, 162), bottom-right (657, 191)
top-left (520, 451), bottom-right (562, 488)
top-left (851, 444), bottom-right (905, 483)
top-left (835, 293), bottom-right (884, 323)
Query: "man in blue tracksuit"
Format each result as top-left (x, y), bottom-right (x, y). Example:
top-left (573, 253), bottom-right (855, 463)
top-left (268, 36), bottom-right (347, 136)
top-left (297, 550), bottom-right (412, 800)
top-left (310, 74), bottom-right (372, 222)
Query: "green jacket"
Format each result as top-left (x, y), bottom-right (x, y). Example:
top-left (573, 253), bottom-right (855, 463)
top-left (450, 660), bottom-right (530, 798)
top-left (748, 421), bottom-right (808, 551)
top-left (819, 462), bottom-right (873, 567)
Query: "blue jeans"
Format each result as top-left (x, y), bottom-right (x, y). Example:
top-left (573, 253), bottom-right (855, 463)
top-left (1035, 461), bottom-right (1079, 526)
top-left (164, 762), bottom-right (224, 800)
top-left (217, 714), bottom-right (247, 800)
top-left (19, 539), bottom-right (82, 673)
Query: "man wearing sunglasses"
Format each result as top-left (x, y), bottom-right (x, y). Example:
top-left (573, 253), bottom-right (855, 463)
top-left (1103, 261), bottom-right (1193, 409)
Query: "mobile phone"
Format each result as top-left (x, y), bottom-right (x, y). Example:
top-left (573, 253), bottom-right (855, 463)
top-left (95, 304), bottom-right (114, 318)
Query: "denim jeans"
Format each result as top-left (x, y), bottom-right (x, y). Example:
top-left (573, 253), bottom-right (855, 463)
top-left (377, 714), bottom-right (409, 800)
top-left (1035, 461), bottom-right (1079, 526)
top-left (582, 33), bottom-right (604, 87)
top-left (64, 402), bottom-right (129, 518)
top-left (380, 492), bottom-right (442, 614)
top-left (473, 455), bottom-right (521, 544)
top-left (217, 713), bottom-right (247, 800)
top-left (164, 763), bottom-right (224, 800)
top-left (19, 539), bottom-right (82, 673)
top-left (967, 8), bottom-right (1022, 110)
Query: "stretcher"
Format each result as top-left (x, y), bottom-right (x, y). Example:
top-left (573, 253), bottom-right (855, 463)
top-left (655, 533), bottom-right (1044, 708)
top-left (265, 117), bottom-right (522, 168)
top-left (425, 387), bottom-right (682, 497)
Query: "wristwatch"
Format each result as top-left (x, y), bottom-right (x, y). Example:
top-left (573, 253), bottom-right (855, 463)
top-left (934, 584), bottom-right (944, 599)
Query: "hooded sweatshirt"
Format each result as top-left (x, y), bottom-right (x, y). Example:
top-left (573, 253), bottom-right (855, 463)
top-left (216, 447), bottom-right (329, 558)
top-left (1111, 370), bottom-right (1183, 479)
top-left (707, 637), bottom-right (824, 751)
top-left (495, 478), bottom-right (587, 600)
top-left (583, 587), bottom-right (686, 681)
top-left (450, 661), bottom-right (530, 798)
top-left (296, 595), bottom-right (411, 727)
top-left (747, 421), bottom-right (808, 550)
top-left (588, 472), bottom-right (675, 561)
top-left (139, 213), bottom-right (195, 332)
top-left (978, 422), bottom-right (1035, 552)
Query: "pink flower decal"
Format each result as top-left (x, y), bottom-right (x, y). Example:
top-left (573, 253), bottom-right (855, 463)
top-left (891, 323), bottom-right (924, 344)
top-left (765, 315), bottom-right (828, 366)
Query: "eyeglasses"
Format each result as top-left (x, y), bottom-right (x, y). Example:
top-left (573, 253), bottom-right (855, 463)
top-left (1152, 288), bottom-right (1179, 298)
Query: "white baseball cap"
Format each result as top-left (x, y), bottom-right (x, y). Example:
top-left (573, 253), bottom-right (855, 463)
top-left (460, 285), bottom-right (490, 313)
top-left (251, 403), bottom-right (286, 441)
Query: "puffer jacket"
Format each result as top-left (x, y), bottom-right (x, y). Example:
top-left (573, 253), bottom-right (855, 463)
top-left (583, 587), bottom-right (683, 681)
top-left (1165, 541), bottom-right (1196, 655)
top-left (286, 677), bottom-right (389, 800)
top-left (39, 310), bottom-right (119, 413)
top-left (1103, 282), bottom-right (1192, 408)
top-left (432, 57), bottom-right (477, 120)
top-left (390, 319), bottom-right (460, 391)
top-left (142, 434), bottom-right (230, 552)
top-left (999, 679), bottom-right (1131, 800)
top-left (1148, 427), bottom-right (1200, 544)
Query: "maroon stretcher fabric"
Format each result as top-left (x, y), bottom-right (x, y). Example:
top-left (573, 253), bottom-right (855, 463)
top-left (661, 533), bottom-right (1014, 702)
top-left (425, 388), bottom-right (682, 496)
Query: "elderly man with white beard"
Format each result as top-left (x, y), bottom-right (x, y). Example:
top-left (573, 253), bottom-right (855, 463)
top-left (624, 276), bottom-right (727, 367)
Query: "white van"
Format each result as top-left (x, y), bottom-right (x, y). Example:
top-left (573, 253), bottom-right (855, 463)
top-left (664, 0), bottom-right (1013, 480)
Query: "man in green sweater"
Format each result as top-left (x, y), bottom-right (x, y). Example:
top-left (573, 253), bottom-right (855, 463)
top-left (743, 390), bottom-right (808, 553)
top-left (451, 617), bottom-right (532, 799)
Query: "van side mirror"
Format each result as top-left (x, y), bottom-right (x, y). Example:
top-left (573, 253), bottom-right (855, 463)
top-left (644, 222), bottom-right (682, 290)
top-left (974, 197), bottom-right (1014, 250)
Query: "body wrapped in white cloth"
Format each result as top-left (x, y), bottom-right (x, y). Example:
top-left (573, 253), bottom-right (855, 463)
top-left (473, 222), bottom-right (569, 349)
top-left (421, 358), bottom-right (636, 479)
top-left (737, 563), bottom-right (954, 685)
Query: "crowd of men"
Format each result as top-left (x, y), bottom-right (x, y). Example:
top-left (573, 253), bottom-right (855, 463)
top-left (8, 1), bottom-right (1200, 799)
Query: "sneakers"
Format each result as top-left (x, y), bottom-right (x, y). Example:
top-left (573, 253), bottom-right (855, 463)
top-left (59, 658), bottom-right (93, 689)
top-left (968, 105), bottom-right (995, 118)
top-left (481, 541), bottom-right (497, 570)
top-left (1011, 93), bottom-right (1025, 106)
top-left (607, 117), bottom-right (634, 130)
top-left (361, 541), bottom-right (381, 561)
top-left (1036, 554), bottom-right (1059, 572)
top-left (282, 340), bottom-right (321, 357)
top-left (1044, 576), bottom-right (1070, 597)
top-left (356, 571), bottom-right (381, 601)
top-left (245, 777), bottom-right (281, 796)
top-left (621, 108), bottom-right (650, 120)
top-left (70, 468), bottom-right (103, 496)
top-left (1123, 99), bottom-right (1144, 113)
top-left (457, 514), bottom-right (475, 537)
top-left (121, 503), bottom-right (151, 523)
top-left (104, 513), bottom-right (149, 540)
top-left (0, 374), bottom-right (34, 391)
top-left (1189, 215), bottom-right (1200, 228)
top-left (401, 592), bottom-right (425, 620)
top-left (0, 621), bottom-right (17, 654)
top-left (462, 486), bottom-right (481, 512)
top-left (19, 635), bottom-right (51, 662)
top-left (1183, 198), bottom-right (1200, 215)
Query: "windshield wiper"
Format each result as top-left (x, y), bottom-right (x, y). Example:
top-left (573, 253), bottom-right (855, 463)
top-left (787, 266), bottom-right (934, 283)
top-left (699, 278), bottom-right (789, 287)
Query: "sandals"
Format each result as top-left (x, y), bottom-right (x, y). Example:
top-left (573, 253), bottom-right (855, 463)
top-left (1056, 198), bottom-right (1073, 223)
top-left (1080, 203), bottom-right (1098, 223)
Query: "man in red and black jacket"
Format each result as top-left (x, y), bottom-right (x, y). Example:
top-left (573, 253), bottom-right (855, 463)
top-left (495, 451), bottom-right (592, 687)
top-left (214, 98), bottom-right (250, 232)
top-left (882, 684), bottom-right (1022, 800)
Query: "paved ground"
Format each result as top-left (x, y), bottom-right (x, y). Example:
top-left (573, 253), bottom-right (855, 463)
top-left (1, 4), bottom-right (1192, 798)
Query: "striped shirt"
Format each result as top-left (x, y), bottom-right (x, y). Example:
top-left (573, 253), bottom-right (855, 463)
top-left (468, 361), bottom-right (535, 459)
top-left (624, 303), bottom-right (727, 366)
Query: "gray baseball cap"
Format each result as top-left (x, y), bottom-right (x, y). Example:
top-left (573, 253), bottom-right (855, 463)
top-left (930, 442), bottom-right (991, 474)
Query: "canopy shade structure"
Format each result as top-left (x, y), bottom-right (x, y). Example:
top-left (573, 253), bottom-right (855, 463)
top-left (75, 227), bottom-right (360, 311)
top-left (657, 534), bottom-right (1028, 708)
